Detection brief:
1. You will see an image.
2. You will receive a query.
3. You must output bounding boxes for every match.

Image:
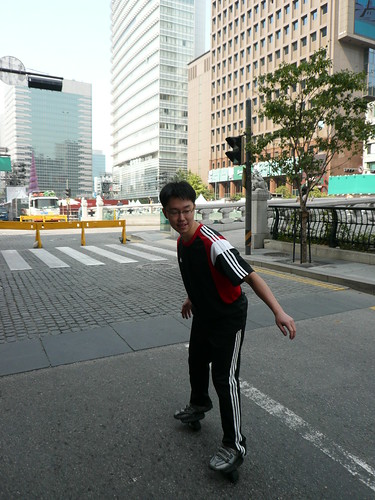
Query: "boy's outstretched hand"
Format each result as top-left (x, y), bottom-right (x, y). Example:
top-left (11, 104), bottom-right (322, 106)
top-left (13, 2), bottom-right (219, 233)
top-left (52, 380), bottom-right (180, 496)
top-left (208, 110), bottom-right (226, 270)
top-left (275, 310), bottom-right (296, 340)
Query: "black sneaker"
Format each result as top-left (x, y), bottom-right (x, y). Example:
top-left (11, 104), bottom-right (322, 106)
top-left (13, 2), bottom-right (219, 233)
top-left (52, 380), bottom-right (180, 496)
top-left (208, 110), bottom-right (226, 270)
top-left (209, 446), bottom-right (243, 472)
top-left (174, 403), bottom-right (212, 422)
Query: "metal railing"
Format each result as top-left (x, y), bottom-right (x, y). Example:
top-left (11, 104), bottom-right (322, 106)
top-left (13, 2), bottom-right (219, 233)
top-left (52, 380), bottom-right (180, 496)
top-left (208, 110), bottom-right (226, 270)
top-left (269, 203), bottom-right (375, 252)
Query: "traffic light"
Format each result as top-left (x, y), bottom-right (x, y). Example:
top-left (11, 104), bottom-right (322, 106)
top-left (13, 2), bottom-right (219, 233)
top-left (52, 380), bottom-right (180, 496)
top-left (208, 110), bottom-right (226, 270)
top-left (225, 136), bottom-right (243, 165)
top-left (28, 76), bottom-right (63, 92)
top-left (65, 188), bottom-right (71, 198)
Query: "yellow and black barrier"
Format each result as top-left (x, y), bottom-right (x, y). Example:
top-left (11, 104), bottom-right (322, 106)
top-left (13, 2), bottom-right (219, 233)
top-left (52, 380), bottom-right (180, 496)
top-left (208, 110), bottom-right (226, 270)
top-left (0, 220), bottom-right (126, 248)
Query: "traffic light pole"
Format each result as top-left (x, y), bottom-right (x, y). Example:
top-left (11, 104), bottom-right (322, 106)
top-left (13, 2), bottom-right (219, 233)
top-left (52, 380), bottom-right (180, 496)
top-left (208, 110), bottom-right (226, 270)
top-left (245, 98), bottom-right (252, 255)
top-left (0, 66), bottom-right (63, 91)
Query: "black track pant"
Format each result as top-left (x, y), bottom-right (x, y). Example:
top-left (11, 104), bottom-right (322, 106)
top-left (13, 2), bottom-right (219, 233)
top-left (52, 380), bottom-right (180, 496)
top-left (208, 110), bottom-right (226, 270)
top-left (188, 316), bottom-right (246, 456)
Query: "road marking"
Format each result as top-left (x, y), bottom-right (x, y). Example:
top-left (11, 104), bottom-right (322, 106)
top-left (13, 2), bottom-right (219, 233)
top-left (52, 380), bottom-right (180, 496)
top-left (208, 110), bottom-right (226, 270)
top-left (370, 306), bottom-right (375, 311)
top-left (131, 242), bottom-right (177, 257)
top-left (1, 250), bottom-right (32, 271)
top-left (29, 249), bottom-right (70, 268)
top-left (56, 247), bottom-right (105, 266)
top-left (240, 380), bottom-right (375, 492)
top-left (106, 244), bottom-right (167, 261)
top-left (82, 245), bottom-right (137, 263)
top-left (253, 266), bottom-right (347, 291)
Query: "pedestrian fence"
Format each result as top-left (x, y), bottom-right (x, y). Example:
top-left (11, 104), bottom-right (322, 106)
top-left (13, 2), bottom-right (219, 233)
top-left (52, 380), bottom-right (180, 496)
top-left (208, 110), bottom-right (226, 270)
top-left (0, 220), bottom-right (126, 248)
top-left (269, 204), bottom-right (375, 253)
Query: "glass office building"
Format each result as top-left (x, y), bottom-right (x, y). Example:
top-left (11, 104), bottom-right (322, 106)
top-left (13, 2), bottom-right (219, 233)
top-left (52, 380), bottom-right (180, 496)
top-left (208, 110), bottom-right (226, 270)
top-left (3, 80), bottom-right (92, 198)
top-left (111, 0), bottom-right (206, 200)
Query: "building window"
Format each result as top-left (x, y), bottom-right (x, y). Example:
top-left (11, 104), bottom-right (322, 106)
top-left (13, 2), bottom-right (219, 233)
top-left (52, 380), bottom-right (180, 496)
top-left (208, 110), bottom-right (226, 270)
top-left (293, 20), bottom-right (298, 31)
top-left (311, 32), bottom-right (317, 42)
top-left (302, 15), bottom-right (307, 26)
top-left (321, 26), bottom-right (327, 37)
top-left (312, 9), bottom-right (317, 20)
top-left (292, 41), bottom-right (298, 51)
top-left (301, 36), bottom-right (307, 46)
top-left (285, 4), bottom-right (290, 15)
top-left (321, 3), bottom-right (328, 15)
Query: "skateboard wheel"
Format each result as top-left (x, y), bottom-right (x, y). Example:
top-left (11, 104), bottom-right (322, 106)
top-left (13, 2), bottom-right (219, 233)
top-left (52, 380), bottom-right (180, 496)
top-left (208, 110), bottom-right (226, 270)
top-left (188, 420), bottom-right (201, 431)
top-left (226, 469), bottom-right (239, 483)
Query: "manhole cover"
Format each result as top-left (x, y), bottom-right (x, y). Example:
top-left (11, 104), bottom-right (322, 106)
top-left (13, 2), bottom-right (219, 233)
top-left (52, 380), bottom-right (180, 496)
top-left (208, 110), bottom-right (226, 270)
top-left (263, 252), bottom-right (288, 257)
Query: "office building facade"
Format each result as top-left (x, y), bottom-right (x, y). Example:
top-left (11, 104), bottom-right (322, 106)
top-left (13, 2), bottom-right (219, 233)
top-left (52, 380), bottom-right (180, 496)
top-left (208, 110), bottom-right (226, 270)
top-left (111, 0), bottom-right (208, 200)
top-left (92, 149), bottom-right (106, 194)
top-left (3, 80), bottom-right (92, 198)
top-left (209, 0), bottom-right (375, 197)
top-left (187, 51), bottom-right (212, 185)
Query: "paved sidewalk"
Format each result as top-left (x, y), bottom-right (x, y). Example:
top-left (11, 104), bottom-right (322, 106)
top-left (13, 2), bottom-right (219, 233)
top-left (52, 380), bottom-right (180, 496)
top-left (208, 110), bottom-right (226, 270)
top-left (1, 226), bottom-right (374, 379)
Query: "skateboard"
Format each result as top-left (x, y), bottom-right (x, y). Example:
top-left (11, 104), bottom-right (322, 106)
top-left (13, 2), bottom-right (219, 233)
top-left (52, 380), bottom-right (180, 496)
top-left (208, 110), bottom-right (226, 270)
top-left (177, 411), bottom-right (205, 431)
top-left (219, 456), bottom-right (243, 483)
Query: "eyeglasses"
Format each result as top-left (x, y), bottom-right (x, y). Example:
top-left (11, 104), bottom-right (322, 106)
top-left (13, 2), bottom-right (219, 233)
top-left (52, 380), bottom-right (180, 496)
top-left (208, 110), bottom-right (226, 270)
top-left (166, 208), bottom-right (194, 217)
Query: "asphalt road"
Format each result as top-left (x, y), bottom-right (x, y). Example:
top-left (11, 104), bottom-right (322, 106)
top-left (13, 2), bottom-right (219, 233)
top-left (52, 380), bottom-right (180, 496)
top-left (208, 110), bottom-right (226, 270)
top-left (0, 229), bottom-right (374, 499)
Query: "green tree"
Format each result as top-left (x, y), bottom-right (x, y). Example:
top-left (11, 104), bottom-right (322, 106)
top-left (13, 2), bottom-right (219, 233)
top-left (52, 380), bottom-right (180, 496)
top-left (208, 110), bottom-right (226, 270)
top-left (173, 169), bottom-right (213, 200)
top-left (249, 48), bottom-right (375, 262)
top-left (275, 185), bottom-right (293, 199)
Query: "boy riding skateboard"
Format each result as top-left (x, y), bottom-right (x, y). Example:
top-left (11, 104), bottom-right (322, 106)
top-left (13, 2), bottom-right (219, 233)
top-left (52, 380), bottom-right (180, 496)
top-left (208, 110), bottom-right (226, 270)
top-left (160, 181), bottom-right (296, 476)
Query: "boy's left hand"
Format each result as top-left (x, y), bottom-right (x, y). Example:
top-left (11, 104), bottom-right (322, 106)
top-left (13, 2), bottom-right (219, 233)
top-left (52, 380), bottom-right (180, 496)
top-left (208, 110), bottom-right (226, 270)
top-left (275, 311), bottom-right (296, 340)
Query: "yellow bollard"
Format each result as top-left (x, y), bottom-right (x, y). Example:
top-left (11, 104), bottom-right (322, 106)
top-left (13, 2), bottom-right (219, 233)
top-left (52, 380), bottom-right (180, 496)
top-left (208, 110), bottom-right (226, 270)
top-left (121, 220), bottom-right (126, 244)
top-left (35, 225), bottom-right (42, 248)
top-left (81, 224), bottom-right (86, 246)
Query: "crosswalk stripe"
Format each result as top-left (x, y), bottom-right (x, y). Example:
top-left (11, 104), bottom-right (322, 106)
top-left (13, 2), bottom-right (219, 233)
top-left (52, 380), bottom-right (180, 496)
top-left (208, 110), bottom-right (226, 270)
top-left (106, 244), bottom-right (167, 261)
top-left (56, 247), bottom-right (105, 266)
top-left (1, 250), bottom-right (32, 271)
top-left (82, 245), bottom-right (137, 263)
top-left (29, 249), bottom-right (70, 268)
top-left (131, 242), bottom-right (177, 257)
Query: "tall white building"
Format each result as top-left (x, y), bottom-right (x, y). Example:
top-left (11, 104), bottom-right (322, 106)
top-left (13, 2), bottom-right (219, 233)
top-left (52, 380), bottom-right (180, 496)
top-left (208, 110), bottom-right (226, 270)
top-left (2, 80), bottom-right (92, 198)
top-left (111, 0), bottom-right (208, 200)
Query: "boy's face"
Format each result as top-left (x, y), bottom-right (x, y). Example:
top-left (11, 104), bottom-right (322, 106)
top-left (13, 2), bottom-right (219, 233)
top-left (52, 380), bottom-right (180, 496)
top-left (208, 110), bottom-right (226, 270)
top-left (163, 197), bottom-right (198, 240)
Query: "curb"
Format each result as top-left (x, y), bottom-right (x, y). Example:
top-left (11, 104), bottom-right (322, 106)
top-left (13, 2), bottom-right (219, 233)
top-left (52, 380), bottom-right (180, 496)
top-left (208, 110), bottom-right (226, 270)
top-left (244, 256), bottom-right (375, 296)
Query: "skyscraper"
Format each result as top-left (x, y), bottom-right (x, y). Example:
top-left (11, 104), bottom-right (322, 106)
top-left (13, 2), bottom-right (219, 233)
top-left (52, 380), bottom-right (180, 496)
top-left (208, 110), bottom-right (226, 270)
top-left (3, 80), bottom-right (92, 198)
top-left (111, 0), bottom-right (208, 200)
top-left (208, 0), bottom-right (375, 197)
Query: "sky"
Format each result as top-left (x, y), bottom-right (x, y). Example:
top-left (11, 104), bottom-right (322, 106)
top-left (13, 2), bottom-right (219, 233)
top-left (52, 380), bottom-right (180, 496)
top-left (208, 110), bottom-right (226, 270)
top-left (0, 0), bottom-right (112, 168)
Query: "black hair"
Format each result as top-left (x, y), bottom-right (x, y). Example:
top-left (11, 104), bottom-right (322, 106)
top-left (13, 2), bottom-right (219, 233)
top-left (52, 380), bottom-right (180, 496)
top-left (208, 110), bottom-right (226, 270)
top-left (159, 181), bottom-right (196, 208)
